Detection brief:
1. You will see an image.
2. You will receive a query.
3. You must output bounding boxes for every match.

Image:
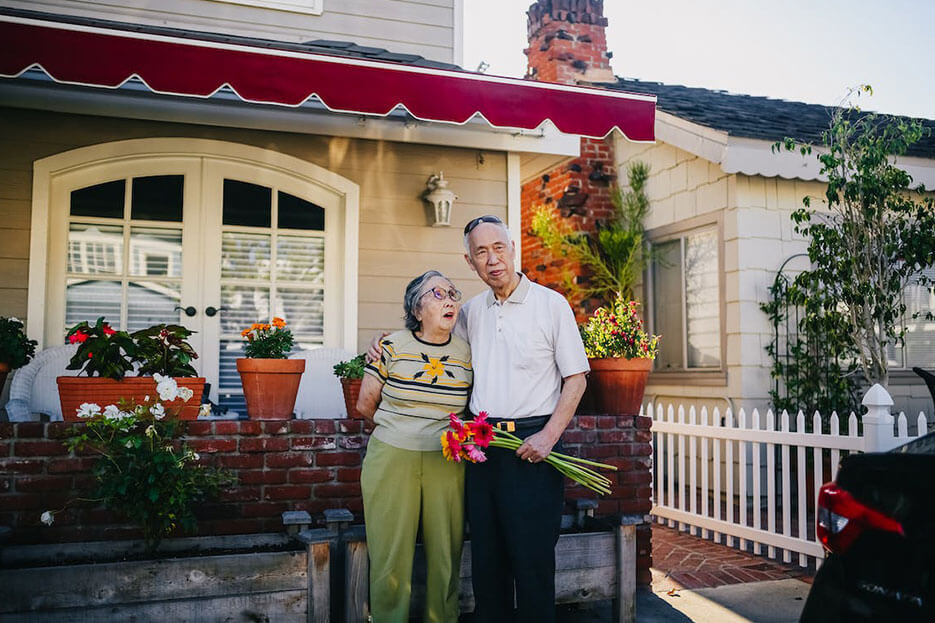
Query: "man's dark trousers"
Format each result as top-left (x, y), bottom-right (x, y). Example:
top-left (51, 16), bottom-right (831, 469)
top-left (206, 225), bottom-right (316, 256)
top-left (466, 417), bottom-right (564, 623)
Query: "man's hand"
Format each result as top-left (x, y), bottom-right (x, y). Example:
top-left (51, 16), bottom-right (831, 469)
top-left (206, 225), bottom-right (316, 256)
top-left (516, 428), bottom-right (560, 463)
top-left (365, 331), bottom-right (391, 363)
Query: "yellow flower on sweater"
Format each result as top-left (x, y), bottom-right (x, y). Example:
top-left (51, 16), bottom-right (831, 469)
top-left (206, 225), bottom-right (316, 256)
top-left (422, 357), bottom-right (445, 378)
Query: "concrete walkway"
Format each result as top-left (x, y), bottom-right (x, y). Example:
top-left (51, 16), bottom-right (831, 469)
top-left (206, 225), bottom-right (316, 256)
top-left (636, 524), bottom-right (812, 622)
top-left (551, 523), bottom-right (814, 622)
top-left (638, 524), bottom-right (812, 622)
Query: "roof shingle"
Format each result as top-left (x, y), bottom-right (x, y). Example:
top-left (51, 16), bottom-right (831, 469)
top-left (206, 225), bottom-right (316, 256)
top-left (604, 78), bottom-right (935, 160)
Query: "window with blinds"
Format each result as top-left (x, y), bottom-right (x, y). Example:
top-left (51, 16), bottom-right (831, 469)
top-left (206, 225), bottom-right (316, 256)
top-left (66, 177), bottom-right (184, 335)
top-left (216, 180), bottom-right (326, 414)
top-left (649, 228), bottom-right (721, 371)
top-left (887, 267), bottom-right (935, 369)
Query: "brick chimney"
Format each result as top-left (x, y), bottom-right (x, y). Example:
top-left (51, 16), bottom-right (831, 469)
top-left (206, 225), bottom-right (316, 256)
top-left (520, 0), bottom-right (618, 319)
top-left (525, 0), bottom-right (616, 84)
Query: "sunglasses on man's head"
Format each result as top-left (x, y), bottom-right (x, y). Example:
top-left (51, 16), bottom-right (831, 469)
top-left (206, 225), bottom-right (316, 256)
top-left (421, 286), bottom-right (463, 303)
top-left (463, 215), bottom-right (503, 235)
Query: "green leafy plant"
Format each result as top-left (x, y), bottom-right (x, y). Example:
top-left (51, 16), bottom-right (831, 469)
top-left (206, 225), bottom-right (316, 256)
top-left (0, 316), bottom-right (37, 369)
top-left (50, 378), bottom-right (231, 551)
top-left (131, 324), bottom-right (199, 377)
top-left (761, 272), bottom-right (861, 420)
top-left (333, 353), bottom-right (367, 379)
top-left (240, 317), bottom-right (295, 359)
top-left (579, 293), bottom-right (659, 359)
top-left (66, 317), bottom-right (137, 380)
top-left (531, 161), bottom-right (651, 306)
top-left (773, 86), bottom-right (935, 387)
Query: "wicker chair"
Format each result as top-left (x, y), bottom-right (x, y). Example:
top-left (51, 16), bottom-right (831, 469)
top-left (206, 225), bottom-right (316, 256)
top-left (6, 344), bottom-right (79, 422)
top-left (291, 347), bottom-right (355, 419)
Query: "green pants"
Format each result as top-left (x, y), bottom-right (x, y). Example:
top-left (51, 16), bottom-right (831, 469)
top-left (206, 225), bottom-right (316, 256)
top-left (361, 436), bottom-right (465, 623)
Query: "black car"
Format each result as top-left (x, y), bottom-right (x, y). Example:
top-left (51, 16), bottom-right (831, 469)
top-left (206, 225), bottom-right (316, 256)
top-left (799, 432), bottom-right (935, 622)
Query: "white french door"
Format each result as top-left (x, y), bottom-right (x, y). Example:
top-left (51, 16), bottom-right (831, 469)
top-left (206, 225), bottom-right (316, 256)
top-left (39, 141), bottom-right (357, 412)
top-left (201, 160), bottom-right (341, 411)
top-left (47, 156), bottom-right (206, 354)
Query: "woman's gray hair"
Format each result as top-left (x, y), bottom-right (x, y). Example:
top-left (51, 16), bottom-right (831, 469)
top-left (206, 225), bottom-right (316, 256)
top-left (403, 270), bottom-right (450, 332)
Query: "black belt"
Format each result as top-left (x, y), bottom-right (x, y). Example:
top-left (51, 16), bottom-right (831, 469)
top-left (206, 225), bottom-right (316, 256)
top-left (470, 413), bottom-right (551, 433)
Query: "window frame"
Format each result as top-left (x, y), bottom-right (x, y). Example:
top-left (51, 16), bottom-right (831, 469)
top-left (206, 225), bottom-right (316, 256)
top-left (207, 0), bottom-right (323, 16)
top-left (645, 214), bottom-right (727, 384)
top-left (887, 269), bottom-right (935, 372)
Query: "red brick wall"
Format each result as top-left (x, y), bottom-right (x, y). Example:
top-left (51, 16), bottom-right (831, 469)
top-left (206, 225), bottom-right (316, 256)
top-left (0, 413), bottom-right (652, 583)
top-left (521, 137), bottom-right (617, 321)
top-left (521, 0), bottom-right (619, 321)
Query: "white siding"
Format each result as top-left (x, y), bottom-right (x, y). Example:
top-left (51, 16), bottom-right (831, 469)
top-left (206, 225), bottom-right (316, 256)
top-left (3, 0), bottom-right (457, 64)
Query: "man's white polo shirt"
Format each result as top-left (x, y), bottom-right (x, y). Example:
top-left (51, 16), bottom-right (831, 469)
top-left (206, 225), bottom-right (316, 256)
top-left (456, 273), bottom-right (589, 419)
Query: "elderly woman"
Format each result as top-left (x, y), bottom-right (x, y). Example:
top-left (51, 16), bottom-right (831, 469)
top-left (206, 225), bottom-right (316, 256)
top-left (357, 270), bottom-right (472, 623)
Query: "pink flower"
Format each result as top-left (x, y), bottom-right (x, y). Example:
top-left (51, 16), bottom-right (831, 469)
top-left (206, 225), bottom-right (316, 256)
top-left (449, 413), bottom-right (467, 437)
top-left (463, 444), bottom-right (487, 463)
top-left (102, 324), bottom-right (115, 336)
top-left (69, 330), bottom-right (89, 344)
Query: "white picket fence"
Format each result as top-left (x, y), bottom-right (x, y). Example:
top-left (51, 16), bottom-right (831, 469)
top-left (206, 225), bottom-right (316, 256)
top-left (649, 384), bottom-right (929, 569)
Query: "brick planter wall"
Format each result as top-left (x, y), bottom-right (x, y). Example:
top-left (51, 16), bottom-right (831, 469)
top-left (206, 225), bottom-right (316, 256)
top-left (0, 413), bottom-right (652, 584)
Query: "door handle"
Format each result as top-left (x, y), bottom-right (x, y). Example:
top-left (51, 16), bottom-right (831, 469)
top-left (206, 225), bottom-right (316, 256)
top-left (175, 305), bottom-right (197, 317)
top-left (205, 306), bottom-right (227, 317)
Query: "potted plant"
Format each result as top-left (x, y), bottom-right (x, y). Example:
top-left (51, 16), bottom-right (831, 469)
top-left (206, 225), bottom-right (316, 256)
top-left (57, 317), bottom-right (137, 421)
top-left (236, 317), bottom-right (305, 420)
top-left (131, 323), bottom-right (206, 419)
top-left (333, 354), bottom-right (366, 419)
top-left (57, 318), bottom-right (205, 421)
top-left (0, 316), bottom-right (37, 389)
top-left (580, 294), bottom-right (659, 415)
top-left (45, 385), bottom-right (228, 551)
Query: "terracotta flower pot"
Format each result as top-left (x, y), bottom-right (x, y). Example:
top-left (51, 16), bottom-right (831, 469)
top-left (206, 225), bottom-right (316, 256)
top-left (340, 377), bottom-right (363, 419)
top-left (236, 358), bottom-right (306, 420)
top-left (586, 357), bottom-right (653, 415)
top-left (57, 376), bottom-right (206, 422)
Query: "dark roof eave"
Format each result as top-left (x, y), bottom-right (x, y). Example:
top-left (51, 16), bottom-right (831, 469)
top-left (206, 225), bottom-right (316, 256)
top-left (601, 78), bottom-right (935, 160)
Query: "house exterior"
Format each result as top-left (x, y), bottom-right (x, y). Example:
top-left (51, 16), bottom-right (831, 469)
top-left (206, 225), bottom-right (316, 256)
top-left (0, 0), bottom-right (656, 416)
top-left (519, 0), bottom-right (935, 418)
top-left (609, 85), bottom-right (935, 418)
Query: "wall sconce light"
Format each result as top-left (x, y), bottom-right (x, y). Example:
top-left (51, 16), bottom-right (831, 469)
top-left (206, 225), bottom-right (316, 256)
top-left (423, 172), bottom-right (457, 227)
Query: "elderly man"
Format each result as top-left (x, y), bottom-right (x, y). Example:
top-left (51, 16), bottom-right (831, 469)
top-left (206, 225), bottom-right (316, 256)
top-left (458, 215), bottom-right (588, 623)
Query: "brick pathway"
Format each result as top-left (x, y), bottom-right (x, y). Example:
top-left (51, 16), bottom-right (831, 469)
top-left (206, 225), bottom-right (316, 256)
top-left (650, 523), bottom-right (813, 591)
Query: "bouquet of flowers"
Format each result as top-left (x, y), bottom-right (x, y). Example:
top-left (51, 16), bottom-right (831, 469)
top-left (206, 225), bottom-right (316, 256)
top-left (441, 412), bottom-right (616, 495)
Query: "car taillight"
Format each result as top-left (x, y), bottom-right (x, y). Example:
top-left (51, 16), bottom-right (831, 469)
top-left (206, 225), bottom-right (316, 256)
top-left (816, 482), bottom-right (905, 554)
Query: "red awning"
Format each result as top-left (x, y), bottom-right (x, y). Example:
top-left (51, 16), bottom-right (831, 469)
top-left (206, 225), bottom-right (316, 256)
top-left (0, 16), bottom-right (655, 141)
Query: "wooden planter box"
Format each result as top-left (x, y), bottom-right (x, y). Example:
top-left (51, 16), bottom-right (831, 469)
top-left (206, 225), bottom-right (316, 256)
top-left (343, 519), bottom-right (639, 623)
top-left (0, 533), bottom-right (331, 622)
